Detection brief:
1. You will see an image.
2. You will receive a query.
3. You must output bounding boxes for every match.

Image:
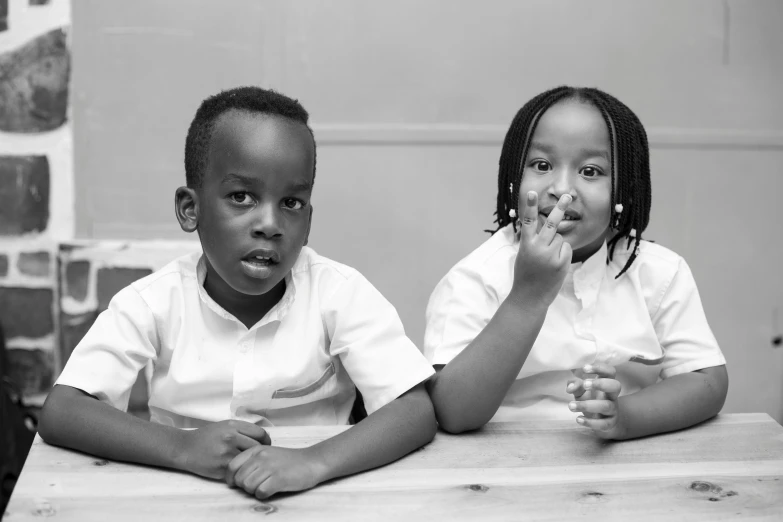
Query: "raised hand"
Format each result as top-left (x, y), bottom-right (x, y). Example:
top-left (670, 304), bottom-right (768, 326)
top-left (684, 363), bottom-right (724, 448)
top-left (566, 363), bottom-right (626, 440)
top-left (511, 191), bottom-right (573, 306)
top-left (178, 420), bottom-right (271, 479)
top-left (226, 445), bottom-right (325, 500)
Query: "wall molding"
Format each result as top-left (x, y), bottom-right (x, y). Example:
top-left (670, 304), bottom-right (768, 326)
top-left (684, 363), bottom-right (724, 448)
top-left (312, 124), bottom-right (783, 150)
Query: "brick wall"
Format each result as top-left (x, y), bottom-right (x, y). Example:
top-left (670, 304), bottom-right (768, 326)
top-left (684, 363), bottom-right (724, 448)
top-left (0, 0), bottom-right (71, 405)
top-left (0, 1), bottom-right (202, 411)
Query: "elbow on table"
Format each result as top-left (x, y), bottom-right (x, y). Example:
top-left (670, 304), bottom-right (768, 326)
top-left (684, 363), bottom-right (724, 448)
top-left (707, 364), bottom-right (730, 415)
top-left (435, 411), bottom-right (488, 435)
top-left (37, 388), bottom-right (63, 444)
top-left (38, 384), bottom-right (80, 445)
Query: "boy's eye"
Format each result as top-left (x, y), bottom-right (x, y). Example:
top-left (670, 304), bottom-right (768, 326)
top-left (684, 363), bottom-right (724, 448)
top-left (581, 166), bottom-right (604, 178)
top-left (532, 160), bottom-right (551, 172)
top-left (229, 192), bottom-right (252, 204)
top-left (283, 198), bottom-right (304, 210)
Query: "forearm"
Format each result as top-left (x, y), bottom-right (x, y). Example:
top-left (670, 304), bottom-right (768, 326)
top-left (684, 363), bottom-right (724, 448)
top-left (38, 384), bottom-right (187, 470)
top-left (305, 383), bottom-right (436, 484)
top-left (427, 298), bottom-right (548, 433)
top-left (615, 365), bottom-right (729, 440)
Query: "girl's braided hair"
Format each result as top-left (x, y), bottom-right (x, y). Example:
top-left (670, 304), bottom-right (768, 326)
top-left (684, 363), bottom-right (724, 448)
top-left (493, 86), bottom-right (651, 278)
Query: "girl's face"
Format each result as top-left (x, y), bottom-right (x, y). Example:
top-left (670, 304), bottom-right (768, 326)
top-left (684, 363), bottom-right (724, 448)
top-left (518, 100), bottom-right (613, 263)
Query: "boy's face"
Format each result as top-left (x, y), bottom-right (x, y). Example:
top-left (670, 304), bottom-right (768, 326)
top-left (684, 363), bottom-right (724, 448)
top-left (180, 110), bottom-right (314, 304)
top-left (518, 100), bottom-right (613, 264)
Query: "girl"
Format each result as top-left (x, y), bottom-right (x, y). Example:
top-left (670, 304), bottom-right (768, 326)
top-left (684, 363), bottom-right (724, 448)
top-left (424, 86), bottom-right (728, 439)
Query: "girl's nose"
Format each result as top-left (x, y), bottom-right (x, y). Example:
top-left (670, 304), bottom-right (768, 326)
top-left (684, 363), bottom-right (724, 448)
top-left (251, 203), bottom-right (283, 238)
top-left (547, 169), bottom-right (577, 200)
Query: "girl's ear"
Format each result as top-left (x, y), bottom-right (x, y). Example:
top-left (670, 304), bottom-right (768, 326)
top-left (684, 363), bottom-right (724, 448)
top-left (175, 187), bottom-right (199, 233)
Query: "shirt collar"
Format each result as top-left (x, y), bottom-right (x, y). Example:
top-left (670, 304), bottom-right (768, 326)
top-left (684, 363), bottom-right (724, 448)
top-left (569, 241), bottom-right (608, 305)
top-left (195, 254), bottom-right (298, 329)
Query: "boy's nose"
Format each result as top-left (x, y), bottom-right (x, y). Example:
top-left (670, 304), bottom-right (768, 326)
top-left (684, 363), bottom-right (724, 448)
top-left (251, 204), bottom-right (283, 238)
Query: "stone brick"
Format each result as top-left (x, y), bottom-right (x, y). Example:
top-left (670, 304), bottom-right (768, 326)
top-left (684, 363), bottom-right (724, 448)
top-left (0, 253), bottom-right (8, 277)
top-left (96, 267), bottom-right (152, 311)
top-left (0, 0), bottom-right (7, 32)
top-left (0, 28), bottom-right (69, 132)
top-left (0, 155), bottom-right (50, 235)
top-left (17, 250), bottom-right (50, 277)
top-left (6, 348), bottom-right (54, 395)
top-left (63, 259), bottom-right (90, 302)
top-left (59, 310), bottom-right (97, 364)
top-left (0, 287), bottom-right (54, 338)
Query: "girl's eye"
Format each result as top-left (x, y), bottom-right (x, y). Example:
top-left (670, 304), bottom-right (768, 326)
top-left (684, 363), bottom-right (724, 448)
top-left (283, 198), bottom-right (304, 210)
top-left (532, 160), bottom-right (551, 172)
top-left (230, 192), bottom-right (252, 204)
top-left (581, 166), bottom-right (603, 178)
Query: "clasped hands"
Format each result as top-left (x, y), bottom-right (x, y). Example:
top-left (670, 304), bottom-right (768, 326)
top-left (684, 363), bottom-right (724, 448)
top-left (566, 362), bottom-right (628, 440)
top-left (180, 419), bottom-right (323, 500)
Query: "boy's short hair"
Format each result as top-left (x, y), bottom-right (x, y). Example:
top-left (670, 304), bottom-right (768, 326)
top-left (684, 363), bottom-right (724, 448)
top-left (184, 87), bottom-right (316, 188)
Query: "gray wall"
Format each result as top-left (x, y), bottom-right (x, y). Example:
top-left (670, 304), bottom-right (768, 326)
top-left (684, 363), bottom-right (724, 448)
top-left (71, 0), bottom-right (783, 421)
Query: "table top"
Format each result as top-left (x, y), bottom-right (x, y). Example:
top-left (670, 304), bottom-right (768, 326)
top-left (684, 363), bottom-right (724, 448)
top-left (5, 413), bottom-right (783, 521)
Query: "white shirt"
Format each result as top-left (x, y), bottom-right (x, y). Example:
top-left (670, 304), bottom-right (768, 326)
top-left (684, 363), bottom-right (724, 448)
top-left (57, 248), bottom-right (434, 428)
top-left (424, 225), bottom-right (725, 420)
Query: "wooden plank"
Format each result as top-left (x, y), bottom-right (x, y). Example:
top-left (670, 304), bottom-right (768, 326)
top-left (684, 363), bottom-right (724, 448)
top-left (7, 415), bottom-right (783, 521)
top-left (6, 473), bottom-right (781, 521)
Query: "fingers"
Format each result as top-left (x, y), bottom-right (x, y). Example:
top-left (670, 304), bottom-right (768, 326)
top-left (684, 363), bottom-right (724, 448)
top-left (519, 191), bottom-right (539, 238)
top-left (576, 415), bottom-right (618, 434)
top-left (255, 477), bottom-right (280, 500)
top-left (236, 422), bottom-right (272, 445)
top-left (235, 433), bottom-right (264, 452)
top-left (537, 194), bottom-right (571, 244)
top-left (558, 239), bottom-right (572, 265)
top-left (226, 446), bottom-right (260, 487)
top-left (566, 378), bottom-right (588, 399)
top-left (237, 466), bottom-right (272, 498)
top-left (582, 363), bottom-right (617, 380)
top-left (583, 377), bottom-right (622, 401)
top-left (569, 398), bottom-right (618, 417)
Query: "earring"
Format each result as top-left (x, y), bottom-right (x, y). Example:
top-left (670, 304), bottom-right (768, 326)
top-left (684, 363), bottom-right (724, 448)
top-left (613, 203), bottom-right (624, 227)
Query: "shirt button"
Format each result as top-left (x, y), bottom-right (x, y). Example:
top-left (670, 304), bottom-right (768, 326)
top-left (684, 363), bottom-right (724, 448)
top-left (239, 342), bottom-right (249, 353)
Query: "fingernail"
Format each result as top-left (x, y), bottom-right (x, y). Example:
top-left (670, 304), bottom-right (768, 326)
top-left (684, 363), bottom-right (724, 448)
top-left (584, 380), bottom-right (593, 390)
top-left (566, 383), bottom-right (574, 392)
top-left (568, 401), bottom-right (577, 411)
top-left (562, 194), bottom-right (572, 204)
top-left (583, 365), bottom-right (593, 373)
top-left (527, 191), bottom-right (536, 203)
top-left (576, 416), bottom-right (585, 425)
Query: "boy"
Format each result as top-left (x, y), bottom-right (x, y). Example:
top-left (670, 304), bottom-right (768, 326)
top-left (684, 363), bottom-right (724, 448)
top-left (39, 87), bottom-right (436, 499)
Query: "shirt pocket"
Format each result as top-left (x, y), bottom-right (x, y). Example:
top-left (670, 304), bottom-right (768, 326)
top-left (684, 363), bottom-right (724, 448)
top-left (271, 361), bottom-right (336, 400)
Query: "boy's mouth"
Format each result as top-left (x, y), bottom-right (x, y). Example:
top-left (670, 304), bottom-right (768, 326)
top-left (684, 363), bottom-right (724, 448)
top-left (241, 249), bottom-right (280, 279)
top-left (243, 249), bottom-right (280, 265)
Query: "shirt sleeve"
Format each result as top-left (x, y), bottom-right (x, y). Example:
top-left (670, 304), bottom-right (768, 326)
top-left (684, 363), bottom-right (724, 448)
top-left (653, 258), bottom-right (726, 379)
top-left (56, 286), bottom-right (160, 411)
top-left (324, 273), bottom-right (435, 415)
top-left (423, 262), bottom-right (498, 367)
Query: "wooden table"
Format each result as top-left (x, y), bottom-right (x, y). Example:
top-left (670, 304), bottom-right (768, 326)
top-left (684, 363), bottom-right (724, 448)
top-left (5, 413), bottom-right (783, 521)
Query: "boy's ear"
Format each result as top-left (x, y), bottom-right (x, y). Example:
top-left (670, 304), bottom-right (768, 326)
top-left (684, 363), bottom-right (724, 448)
top-left (304, 205), bottom-right (314, 246)
top-left (175, 187), bottom-right (199, 233)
